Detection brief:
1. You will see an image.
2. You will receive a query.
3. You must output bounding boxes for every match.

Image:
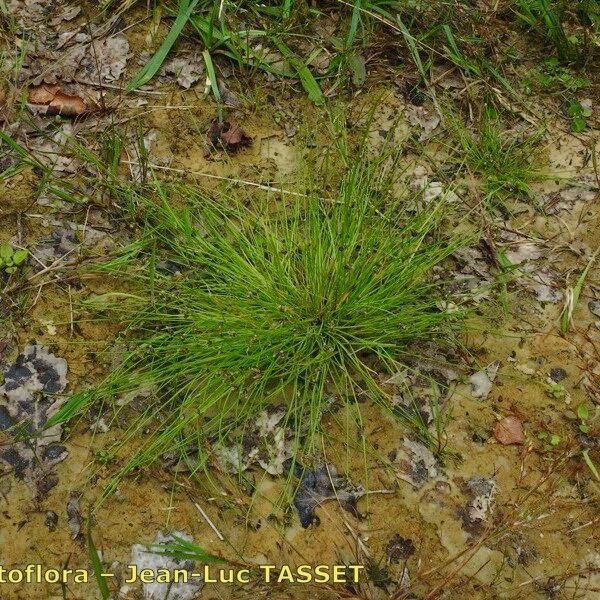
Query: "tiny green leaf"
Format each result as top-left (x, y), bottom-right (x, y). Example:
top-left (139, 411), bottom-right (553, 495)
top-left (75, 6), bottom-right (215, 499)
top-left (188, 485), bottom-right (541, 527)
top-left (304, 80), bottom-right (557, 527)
top-left (577, 403), bottom-right (589, 421)
top-left (571, 114), bottom-right (588, 132)
top-left (12, 249), bottom-right (28, 265)
top-left (0, 243), bottom-right (12, 261)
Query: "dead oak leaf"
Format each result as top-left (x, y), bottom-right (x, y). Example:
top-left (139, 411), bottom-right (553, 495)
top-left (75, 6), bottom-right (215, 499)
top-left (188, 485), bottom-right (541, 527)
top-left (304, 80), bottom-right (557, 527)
top-left (221, 124), bottom-right (251, 146)
top-left (293, 464), bottom-right (365, 527)
top-left (493, 416), bottom-right (524, 445)
top-left (94, 35), bottom-right (130, 82)
top-left (206, 120), bottom-right (252, 154)
top-left (28, 84), bottom-right (88, 116)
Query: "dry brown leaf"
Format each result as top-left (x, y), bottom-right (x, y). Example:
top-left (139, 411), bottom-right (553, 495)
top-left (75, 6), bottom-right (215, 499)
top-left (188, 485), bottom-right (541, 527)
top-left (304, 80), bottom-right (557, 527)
top-left (493, 416), bottom-right (524, 445)
top-left (206, 120), bottom-right (252, 154)
top-left (28, 84), bottom-right (88, 116)
top-left (94, 35), bottom-right (130, 82)
top-left (221, 124), bottom-right (251, 146)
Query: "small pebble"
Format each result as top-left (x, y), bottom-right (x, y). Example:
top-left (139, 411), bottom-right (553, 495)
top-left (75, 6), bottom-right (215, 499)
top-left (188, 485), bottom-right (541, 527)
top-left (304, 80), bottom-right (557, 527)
top-left (45, 511), bottom-right (58, 532)
top-left (588, 300), bottom-right (600, 317)
top-left (577, 433), bottom-right (596, 448)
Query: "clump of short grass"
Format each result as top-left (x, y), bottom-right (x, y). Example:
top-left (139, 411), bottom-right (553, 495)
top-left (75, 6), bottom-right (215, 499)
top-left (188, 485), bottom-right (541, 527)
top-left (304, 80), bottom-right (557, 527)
top-left (49, 156), bottom-right (467, 490)
top-left (514, 0), bottom-right (599, 64)
top-left (449, 108), bottom-right (544, 204)
top-left (514, 0), bottom-right (579, 62)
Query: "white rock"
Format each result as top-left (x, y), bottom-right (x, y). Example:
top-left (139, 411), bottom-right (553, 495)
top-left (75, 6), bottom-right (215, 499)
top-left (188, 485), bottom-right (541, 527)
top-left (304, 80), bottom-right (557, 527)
top-left (469, 361), bottom-right (500, 399)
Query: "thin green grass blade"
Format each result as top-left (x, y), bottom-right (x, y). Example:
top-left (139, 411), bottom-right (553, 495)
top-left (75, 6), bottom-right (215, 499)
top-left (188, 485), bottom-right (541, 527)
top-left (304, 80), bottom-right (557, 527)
top-left (0, 130), bottom-right (49, 178)
top-left (202, 49), bottom-right (222, 104)
top-left (346, 0), bottom-right (362, 47)
top-left (282, 0), bottom-right (293, 19)
top-left (560, 247), bottom-right (600, 332)
top-left (127, 0), bottom-right (200, 92)
top-left (148, 535), bottom-right (224, 564)
top-left (271, 37), bottom-right (324, 105)
top-left (396, 18), bottom-right (442, 120)
top-left (87, 520), bottom-right (110, 600)
top-left (582, 449), bottom-right (600, 481)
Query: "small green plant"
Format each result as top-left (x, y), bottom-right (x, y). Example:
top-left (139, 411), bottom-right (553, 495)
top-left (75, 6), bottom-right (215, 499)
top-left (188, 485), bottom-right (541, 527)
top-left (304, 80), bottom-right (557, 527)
top-left (390, 372), bottom-right (453, 457)
top-left (0, 243), bottom-right (27, 274)
top-left (560, 247), bottom-right (599, 332)
top-left (567, 99), bottom-right (593, 132)
top-left (577, 403), bottom-right (590, 433)
top-left (449, 108), bottom-right (544, 204)
top-left (536, 57), bottom-right (589, 91)
top-left (575, 403), bottom-right (600, 481)
top-left (94, 450), bottom-right (115, 465)
top-left (439, 25), bottom-right (519, 99)
top-left (537, 430), bottom-right (562, 450)
top-left (538, 419), bottom-right (599, 487)
top-left (546, 382), bottom-right (566, 400)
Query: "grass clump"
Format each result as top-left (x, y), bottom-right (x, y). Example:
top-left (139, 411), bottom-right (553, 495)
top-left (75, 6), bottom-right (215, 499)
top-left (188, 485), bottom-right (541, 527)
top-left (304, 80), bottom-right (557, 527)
top-left (49, 156), bottom-right (467, 489)
top-left (449, 108), bottom-right (544, 205)
top-left (513, 0), bottom-right (599, 64)
top-left (514, 0), bottom-right (580, 63)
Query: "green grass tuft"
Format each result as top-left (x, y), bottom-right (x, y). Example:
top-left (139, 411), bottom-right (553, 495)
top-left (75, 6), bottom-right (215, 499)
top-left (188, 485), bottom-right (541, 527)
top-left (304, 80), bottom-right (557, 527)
top-left (48, 155), bottom-right (468, 493)
top-left (449, 108), bottom-right (544, 204)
